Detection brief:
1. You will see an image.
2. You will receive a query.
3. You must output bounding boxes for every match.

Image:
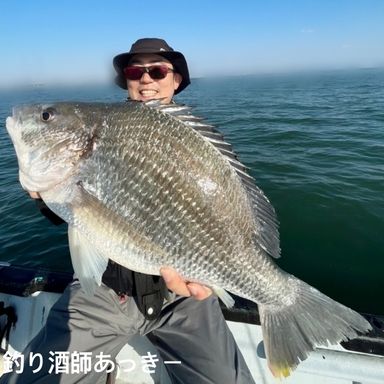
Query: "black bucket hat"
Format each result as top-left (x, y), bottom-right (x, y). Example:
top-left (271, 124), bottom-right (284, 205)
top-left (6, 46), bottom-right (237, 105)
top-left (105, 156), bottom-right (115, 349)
top-left (113, 38), bottom-right (190, 94)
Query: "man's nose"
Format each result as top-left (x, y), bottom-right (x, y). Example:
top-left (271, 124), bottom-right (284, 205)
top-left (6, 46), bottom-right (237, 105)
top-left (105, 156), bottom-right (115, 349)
top-left (140, 71), bottom-right (153, 83)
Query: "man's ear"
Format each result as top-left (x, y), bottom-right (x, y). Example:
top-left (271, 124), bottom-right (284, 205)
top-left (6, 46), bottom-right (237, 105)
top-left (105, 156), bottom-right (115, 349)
top-left (173, 73), bottom-right (182, 91)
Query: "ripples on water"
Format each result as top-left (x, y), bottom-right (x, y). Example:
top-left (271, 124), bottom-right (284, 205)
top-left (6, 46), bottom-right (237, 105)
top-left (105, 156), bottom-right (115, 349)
top-left (0, 69), bottom-right (383, 314)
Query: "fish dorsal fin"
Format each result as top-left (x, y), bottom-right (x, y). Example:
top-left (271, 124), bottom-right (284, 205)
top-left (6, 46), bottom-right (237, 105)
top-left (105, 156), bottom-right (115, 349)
top-left (144, 100), bottom-right (281, 259)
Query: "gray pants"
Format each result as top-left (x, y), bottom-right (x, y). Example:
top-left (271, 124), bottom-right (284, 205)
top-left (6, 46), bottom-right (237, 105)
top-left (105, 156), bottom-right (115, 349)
top-left (1, 281), bottom-right (255, 383)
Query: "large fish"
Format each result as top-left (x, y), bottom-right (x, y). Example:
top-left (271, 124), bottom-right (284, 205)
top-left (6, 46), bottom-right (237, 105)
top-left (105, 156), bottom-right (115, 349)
top-left (6, 100), bottom-right (371, 377)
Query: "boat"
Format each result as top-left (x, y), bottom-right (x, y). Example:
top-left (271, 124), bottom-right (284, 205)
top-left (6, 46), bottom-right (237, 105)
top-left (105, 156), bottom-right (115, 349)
top-left (1, 262), bottom-right (383, 383)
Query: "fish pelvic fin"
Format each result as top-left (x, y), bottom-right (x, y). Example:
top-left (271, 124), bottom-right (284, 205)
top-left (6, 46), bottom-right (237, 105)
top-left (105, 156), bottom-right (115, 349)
top-left (258, 277), bottom-right (372, 378)
top-left (68, 225), bottom-right (109, 295)
top-left (211, 286), bottom-right (235, 308)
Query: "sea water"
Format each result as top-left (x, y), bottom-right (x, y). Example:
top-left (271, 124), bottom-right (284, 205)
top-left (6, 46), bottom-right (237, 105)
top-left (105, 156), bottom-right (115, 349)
top-left (0, 68), bottom-right (383, 315)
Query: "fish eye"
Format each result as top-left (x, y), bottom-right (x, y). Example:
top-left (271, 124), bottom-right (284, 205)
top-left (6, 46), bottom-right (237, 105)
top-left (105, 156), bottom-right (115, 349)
top-left (41, 108), bottom-right (56, 122)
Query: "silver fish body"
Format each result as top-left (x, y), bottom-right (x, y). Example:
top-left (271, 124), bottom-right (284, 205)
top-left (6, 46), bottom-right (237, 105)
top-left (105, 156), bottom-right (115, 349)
top-left (6, 101), bottom-right (371, 377)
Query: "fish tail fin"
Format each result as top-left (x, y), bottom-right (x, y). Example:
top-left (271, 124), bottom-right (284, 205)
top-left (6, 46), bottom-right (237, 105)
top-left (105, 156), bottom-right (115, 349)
top-left (258, 277), bottom-right (372, 378)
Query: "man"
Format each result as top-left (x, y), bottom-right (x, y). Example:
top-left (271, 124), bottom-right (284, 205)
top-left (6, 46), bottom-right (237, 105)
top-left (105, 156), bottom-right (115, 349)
top-left (1, 38), bottom-right (255, 384)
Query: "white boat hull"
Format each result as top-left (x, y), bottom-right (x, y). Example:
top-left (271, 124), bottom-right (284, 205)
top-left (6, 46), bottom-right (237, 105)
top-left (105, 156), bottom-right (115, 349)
top-left (1, 290), bottom-right (384, 383)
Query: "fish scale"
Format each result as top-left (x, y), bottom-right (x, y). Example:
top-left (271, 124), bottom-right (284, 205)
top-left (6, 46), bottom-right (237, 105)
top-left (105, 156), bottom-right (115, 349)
top-left (84, 116), bottom-right (254, 283)
top-left (6, 100), bottom-right (372, 378)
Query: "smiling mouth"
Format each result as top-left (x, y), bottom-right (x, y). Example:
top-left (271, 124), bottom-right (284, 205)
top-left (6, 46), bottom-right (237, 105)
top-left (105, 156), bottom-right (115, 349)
top-left (140, 90), bottom-right (158, 98)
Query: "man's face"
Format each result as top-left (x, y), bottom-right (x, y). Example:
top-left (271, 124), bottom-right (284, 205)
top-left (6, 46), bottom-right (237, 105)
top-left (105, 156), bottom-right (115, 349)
top-left (126, 54), bottom-right (182, 103)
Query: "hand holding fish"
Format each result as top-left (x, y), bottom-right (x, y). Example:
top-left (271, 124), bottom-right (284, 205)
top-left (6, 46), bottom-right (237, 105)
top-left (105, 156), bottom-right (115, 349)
top-left (161, 267), bottom-right (212, 299)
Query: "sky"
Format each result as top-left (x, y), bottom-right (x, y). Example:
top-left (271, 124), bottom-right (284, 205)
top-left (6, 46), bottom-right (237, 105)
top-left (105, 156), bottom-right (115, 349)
top-left (1, 0), bottom-right (383, 87)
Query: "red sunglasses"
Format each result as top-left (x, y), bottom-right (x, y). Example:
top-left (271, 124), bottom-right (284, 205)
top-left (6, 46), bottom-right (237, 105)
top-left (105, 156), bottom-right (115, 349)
top-left (123, 65), bottom-right (174, 81)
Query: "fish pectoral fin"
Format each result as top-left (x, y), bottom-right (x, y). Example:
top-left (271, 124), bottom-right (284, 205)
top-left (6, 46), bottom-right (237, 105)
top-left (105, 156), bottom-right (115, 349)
top-left (68, 225), bottom-right (109, 296)
top-left (211, 286), bottom-right (235, 308)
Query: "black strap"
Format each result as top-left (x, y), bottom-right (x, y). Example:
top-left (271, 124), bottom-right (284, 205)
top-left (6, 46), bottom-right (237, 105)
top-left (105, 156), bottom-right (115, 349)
top-left (102, 260), bottom-right (167, 320)
top-left (102, 260), bottom-right (135, 296)
top-left (132, 272), bottom-right (168, 320)
top-left (0, 302), bottom-right (17, 354)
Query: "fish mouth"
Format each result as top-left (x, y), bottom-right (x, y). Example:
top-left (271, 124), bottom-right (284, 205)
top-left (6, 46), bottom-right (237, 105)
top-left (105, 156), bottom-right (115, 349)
top-left (6, 115), bottom-right (15, 129)
top-left (6, 107), bottom-right (28, 145)
top-left (19, 169), bottom-right (44, 193)
top-left (6, 111), bottom-right (73, 194)
top-left (5, 115), bottom-right (17, 140)
top-left (5, 114), bottom-right (34, 189)
top-left (5, 114), bottom-right (25, 166)
top-left (18, 158), bottom-right (74, 195)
